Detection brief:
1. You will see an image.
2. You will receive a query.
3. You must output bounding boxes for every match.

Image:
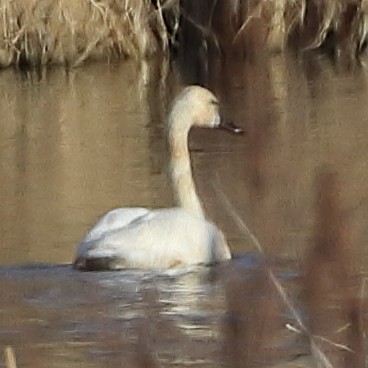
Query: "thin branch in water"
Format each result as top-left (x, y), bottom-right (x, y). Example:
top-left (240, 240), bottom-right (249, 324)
top-left (286, 324), bottom-right (353, 352)
top-left (213, 177), bottom-right (264, 254)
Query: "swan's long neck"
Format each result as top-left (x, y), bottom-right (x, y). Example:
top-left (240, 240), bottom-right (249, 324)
top-left (168, 115), bottom-right (205, 219)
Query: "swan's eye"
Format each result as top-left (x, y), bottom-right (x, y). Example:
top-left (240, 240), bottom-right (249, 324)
top-left (210, 98), bottom-right (219, 106)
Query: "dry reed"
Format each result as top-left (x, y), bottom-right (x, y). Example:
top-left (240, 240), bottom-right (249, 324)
top-left (1, 0), bottom-right (367, 68)
top-left (0, 0), bottom-right (171, 68)
top-left (181, 0), bottom-right (368, 59)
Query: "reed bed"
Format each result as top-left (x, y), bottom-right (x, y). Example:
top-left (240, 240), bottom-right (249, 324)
top-left (182, 0), bottom-right (368, 58)
top-left (0, 0), bottom-right (367, 68)
top-left (0, 0), bottom-right (167, 68)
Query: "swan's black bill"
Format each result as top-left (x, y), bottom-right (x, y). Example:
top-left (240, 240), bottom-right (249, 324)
top-left (219, 120), bottom-right (243, 134)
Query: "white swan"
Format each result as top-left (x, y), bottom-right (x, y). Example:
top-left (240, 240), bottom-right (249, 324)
top-left (74, 85), bottom-right (241, 270)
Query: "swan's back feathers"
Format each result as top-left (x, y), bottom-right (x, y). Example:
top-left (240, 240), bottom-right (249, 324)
top-left (83, 207), bottom-right (149, 243)
top-left (75, 208), bottom-right (230, 270)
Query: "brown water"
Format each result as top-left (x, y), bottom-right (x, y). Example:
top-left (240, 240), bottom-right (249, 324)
top-left (0, 54), bottom-right (367, 366)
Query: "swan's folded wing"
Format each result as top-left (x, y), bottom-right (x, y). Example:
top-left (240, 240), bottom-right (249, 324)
top-left (82, 207), bottom-right (150, 243)
top-left (76, 208), bottom-right (221, 269)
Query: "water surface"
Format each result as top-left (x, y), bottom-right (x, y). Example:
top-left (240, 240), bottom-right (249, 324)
top-left (0, 54), bottom-right (367, 366)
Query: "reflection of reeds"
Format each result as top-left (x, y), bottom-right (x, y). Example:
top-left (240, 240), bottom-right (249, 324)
top-left (215, 165), bottom-right (365, 368)
top-left (304, 170), bottom-right (365, 367)
top-left (223, 264), bottom-right (283, 368)
top-left (345, 298), bottom-right (365, 368)
top-left (304, 170), bottom-right (352, 333)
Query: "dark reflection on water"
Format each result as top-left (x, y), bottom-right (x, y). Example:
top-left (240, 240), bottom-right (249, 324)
top-left (1, 52), bottom-right (368, 366)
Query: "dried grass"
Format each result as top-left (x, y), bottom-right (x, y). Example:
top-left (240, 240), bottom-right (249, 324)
top-left (0, 0), bottom-right (367, 68)
top-left (0, 0), bottom-right (171, 68)
top-left (181, 0), bottom-right (368, 59)
top-left (4, 346), bottom-right (17, 368)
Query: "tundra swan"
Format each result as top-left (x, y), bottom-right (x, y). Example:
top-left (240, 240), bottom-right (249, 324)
top-left (74, 86), bottom-right (241, 270)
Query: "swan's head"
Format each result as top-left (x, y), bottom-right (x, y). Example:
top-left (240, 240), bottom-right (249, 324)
top-left (168, 85), bottom-right (242, 133)
top-left (181, 86), bottom-right (221, 128)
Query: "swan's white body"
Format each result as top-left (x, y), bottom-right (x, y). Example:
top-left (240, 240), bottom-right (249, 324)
top-left (76, 208), bottom-right (229, 269)
top-left (74, 86), bottom-right (232, 270)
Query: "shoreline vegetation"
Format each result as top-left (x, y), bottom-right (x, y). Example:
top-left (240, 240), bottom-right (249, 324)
top-left (0, 0), bottom-right (367, 68)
